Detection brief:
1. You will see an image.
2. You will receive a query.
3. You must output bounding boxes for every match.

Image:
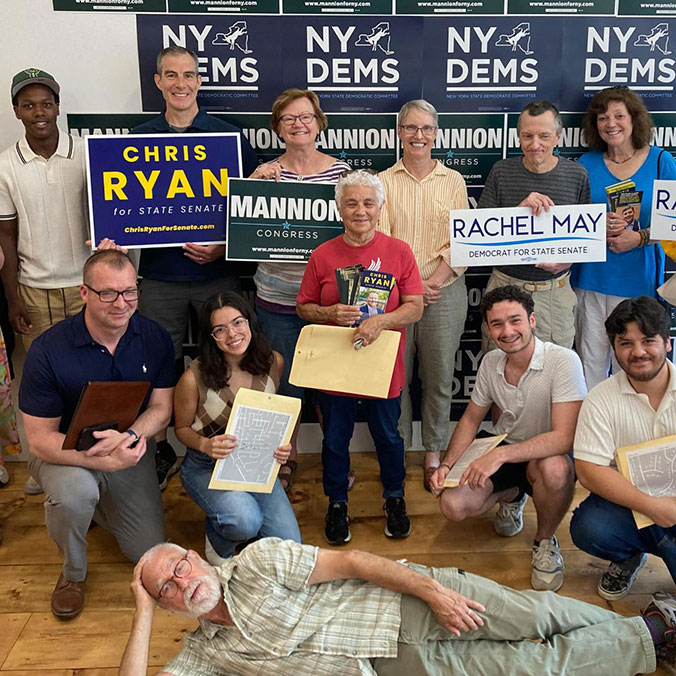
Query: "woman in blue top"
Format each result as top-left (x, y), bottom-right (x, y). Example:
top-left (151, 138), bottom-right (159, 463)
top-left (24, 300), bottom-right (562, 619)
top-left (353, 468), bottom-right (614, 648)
top-left (571, 87), bottom-right (676, 389)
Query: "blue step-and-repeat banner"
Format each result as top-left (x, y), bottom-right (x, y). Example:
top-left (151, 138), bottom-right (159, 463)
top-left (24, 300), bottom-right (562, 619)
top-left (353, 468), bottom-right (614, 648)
top-left (58, 0), bottom-right (676, 419)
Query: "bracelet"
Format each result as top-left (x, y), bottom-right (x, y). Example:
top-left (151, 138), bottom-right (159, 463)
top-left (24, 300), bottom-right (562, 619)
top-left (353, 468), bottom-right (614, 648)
top-left (440, 462), bottom-right (452, 470)
top-left (126, 428), bottom-right (139, 443)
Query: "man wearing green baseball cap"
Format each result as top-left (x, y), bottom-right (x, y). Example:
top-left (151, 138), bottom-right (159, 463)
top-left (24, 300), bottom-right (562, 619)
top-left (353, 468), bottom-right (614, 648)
top-left (0, 68), bottom-right (90, 497)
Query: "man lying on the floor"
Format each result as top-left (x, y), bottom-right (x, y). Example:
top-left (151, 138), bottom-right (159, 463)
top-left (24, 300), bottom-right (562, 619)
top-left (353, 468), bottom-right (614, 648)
top-left (119, 536), bottom-right (674, 676)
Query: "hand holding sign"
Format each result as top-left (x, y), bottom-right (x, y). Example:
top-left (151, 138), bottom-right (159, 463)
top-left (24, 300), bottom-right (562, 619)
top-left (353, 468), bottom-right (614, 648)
top-left (518, 192), bottom-right (555, 217)
top-left (183, 242), bottom-right (225, 264)
top-left (450, 204), bottom-right (606, 267)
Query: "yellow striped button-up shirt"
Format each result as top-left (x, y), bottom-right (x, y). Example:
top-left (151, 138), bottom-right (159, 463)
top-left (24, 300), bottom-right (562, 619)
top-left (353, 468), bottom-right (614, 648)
top-left (378, 159), bottom-right (468, 287)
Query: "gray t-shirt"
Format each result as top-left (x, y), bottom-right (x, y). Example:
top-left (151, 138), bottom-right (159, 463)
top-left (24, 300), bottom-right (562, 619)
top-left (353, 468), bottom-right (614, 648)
top-left (478, 156), bottom-right (590, 281)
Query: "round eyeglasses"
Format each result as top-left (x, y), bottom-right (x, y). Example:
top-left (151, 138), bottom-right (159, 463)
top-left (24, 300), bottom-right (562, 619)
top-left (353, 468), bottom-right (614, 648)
top-left (158, 555), bottom-right (192, 601)
top-left (211, 317), bottom-right (249, 341)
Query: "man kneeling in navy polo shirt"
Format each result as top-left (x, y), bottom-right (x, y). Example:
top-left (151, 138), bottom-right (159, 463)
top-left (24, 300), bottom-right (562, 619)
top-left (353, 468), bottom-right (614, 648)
top-left (19, 250), bottom-right (175, 620)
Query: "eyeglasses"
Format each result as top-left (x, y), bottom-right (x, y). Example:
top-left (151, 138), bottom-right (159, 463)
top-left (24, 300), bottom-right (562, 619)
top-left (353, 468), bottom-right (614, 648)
top-left (158, 555), bottom-right (192, 601)
top-left (85, 285), bottom-right (139, 303)
top-left (211, 317), bottom-right (249, 341)
top-left (279, 113), bottom-right (316, 126)
top-left (399, 124), bottom-right (437, 137)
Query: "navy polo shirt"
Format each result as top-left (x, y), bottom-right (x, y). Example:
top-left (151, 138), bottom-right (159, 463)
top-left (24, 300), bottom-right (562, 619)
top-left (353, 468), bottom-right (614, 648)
top-left (132, 108), bottom-right (259, 283)
top-left (19, 309), bottom-right (175, 434)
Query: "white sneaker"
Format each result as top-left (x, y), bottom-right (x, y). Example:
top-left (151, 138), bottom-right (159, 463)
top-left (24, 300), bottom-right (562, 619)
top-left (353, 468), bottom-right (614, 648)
top-left (494, 493), bottom-right (528, 537)
top-left (204, 536), bottom-right (229, 567)
top-left (531, 536), bottom-right (564, 591)
top-left (24, 476), bottom-right (43, 495)
top-left (0, 465), bottom-right (8, 488)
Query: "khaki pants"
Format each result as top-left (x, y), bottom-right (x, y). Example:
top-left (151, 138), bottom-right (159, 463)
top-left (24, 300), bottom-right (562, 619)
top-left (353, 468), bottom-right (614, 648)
top-left (373, 564), bottom-right (655, 676)
top-left (29, 442), bottom-right (165, 582)
top-left (482, 269), bottom-right (577, 353)
top-left (18, 283), bottom-right (83, 350)
top-left (399, 277), bottom-right (468, 452)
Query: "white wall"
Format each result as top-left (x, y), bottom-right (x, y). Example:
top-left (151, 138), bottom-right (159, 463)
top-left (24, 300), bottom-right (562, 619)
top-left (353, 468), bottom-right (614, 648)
top-left (0, 1), bottom-right (424, 459)
top-left (0, 0), bottom-right (141, 151)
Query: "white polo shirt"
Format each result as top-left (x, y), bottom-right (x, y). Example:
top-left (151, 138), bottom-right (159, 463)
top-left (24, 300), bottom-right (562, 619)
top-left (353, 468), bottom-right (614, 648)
top-left (471, 336), bottom-right (587, 444)
top-left (0, 131), bottom-right (89, 289)
top-left (574, 359), bottom-right (676, 467)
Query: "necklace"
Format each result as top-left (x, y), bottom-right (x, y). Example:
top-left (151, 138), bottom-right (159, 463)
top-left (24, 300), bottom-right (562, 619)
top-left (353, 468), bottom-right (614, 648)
top-left (606, 151), bottom-right (636, 164)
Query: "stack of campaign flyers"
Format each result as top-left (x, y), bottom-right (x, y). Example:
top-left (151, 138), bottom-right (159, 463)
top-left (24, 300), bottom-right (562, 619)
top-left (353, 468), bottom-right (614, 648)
top-left (335, 266), bottom-right (395, 325)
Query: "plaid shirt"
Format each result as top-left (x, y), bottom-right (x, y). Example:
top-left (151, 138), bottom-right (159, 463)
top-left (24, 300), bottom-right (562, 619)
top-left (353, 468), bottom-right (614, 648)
top-left (164, 538), bottom-right (401, 676)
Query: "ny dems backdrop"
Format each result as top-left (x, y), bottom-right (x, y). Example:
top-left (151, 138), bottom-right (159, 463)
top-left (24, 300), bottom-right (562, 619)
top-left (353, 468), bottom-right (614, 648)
top-left (6, 1), bottom-right (676, 427)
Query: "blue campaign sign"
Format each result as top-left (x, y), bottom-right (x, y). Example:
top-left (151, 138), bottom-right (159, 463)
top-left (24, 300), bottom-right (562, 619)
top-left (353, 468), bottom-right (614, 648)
top-left (421, 17), bottom-right (562, 113)
top-left (86, 133), bottom-right (242, 248)
top-left (281, 17), bottom-right (422, 113)
top-left (560, 18), bottom-right (676, 112)
top-left (136, 15), bottom-right (282, 113)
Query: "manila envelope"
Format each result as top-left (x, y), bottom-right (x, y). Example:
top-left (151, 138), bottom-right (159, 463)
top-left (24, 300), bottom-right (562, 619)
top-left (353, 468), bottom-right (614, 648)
top-left (289, 325), bottom-right (400, 399)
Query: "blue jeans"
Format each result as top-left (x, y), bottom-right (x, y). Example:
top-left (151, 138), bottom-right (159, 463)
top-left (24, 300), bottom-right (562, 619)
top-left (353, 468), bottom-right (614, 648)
top-left (256, 305), bottom-right (307, 401)
top-left (319, 392), bottom-right (405, 503)
top-left (570, 492), bottom-right (676, 583)
top-left (180, 448), bottom-right (302, 558)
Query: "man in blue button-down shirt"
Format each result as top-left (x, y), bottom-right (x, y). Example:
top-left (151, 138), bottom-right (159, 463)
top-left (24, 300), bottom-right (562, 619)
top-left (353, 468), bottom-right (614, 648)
top-left (19, 250), bottom-right (174, 621)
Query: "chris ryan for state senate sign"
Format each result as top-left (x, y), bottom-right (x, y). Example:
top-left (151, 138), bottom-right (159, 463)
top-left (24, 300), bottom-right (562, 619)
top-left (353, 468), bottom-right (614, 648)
top-left (85, 133), bottom-right (242, 249)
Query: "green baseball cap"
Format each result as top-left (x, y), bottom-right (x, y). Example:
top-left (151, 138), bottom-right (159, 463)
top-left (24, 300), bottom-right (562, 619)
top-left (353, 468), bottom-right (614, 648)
top-left (11, 68), bottom-right (60, 100)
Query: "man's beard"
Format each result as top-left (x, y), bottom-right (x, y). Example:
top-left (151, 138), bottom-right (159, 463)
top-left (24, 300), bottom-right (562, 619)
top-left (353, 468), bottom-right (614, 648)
top-left (626, 354), bottom-right (667, 382)
top-left (181, 567), bottom-right (222, 618)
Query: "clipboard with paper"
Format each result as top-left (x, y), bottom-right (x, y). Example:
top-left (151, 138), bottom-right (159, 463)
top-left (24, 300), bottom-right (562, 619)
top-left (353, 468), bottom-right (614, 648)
top-left (288, 325), bottom-right (401, 399)
top-left (208, 388), bottom-right (301, 494)
top-left (616, 434), bottom-right (676, 529)
top-left (443, 435), bottom-right (508, 487)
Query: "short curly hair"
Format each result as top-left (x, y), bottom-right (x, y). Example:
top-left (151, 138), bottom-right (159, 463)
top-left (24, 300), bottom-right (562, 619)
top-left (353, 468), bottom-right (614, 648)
top-left (270, 89), bottom-right (328, 136)
top-left (335, 169), bottom-right (385, 207)
top-left (582, 87), bottom-right (653, 152)
top-left (480, 285), bottom-right (535, 322)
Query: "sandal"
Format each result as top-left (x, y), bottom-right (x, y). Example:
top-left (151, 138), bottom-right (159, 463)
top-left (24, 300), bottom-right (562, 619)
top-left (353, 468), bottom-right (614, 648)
top-left (423, 466), bottom-right (437, 493)
top-left (279, 460), bottom-right (297, 493)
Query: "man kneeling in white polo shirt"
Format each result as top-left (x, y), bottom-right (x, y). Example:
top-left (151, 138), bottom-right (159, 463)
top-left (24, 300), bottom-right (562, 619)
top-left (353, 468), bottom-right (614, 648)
top-left (430, 285), bottom-right (586, 592)
top-left (572, 296), bottom-right (676, 600)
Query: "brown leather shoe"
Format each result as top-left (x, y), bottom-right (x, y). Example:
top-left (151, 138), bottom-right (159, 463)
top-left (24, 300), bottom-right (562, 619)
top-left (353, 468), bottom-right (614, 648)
top-left (50, 573), bottom-right (86, 620)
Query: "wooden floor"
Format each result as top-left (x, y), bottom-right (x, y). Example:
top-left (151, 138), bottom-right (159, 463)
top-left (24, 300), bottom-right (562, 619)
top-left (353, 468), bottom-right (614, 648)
top-left (0, 451), bottom-right (673, 674)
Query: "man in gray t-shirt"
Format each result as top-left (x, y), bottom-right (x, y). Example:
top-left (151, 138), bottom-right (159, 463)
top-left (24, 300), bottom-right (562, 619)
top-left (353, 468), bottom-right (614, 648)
top-left (479, 101), bottom-right (590, 350)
